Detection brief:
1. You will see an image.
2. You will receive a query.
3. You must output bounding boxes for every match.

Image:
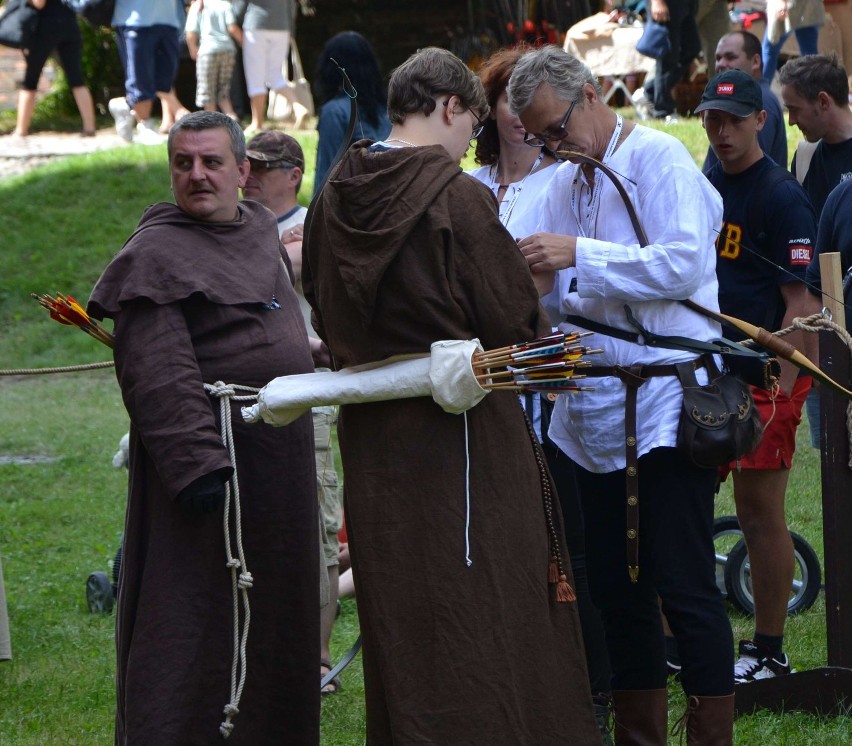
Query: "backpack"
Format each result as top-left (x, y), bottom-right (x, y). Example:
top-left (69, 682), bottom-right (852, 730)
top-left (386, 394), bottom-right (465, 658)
top-left (61, 0), bottom-right (115, 28)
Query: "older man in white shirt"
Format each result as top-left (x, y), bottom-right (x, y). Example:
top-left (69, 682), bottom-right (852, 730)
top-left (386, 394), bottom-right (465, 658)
top-left (509, 45), bottom-right (734, 745)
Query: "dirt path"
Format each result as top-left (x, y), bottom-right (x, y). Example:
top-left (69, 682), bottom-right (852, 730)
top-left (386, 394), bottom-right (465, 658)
top-left (0, 127), bottom-right (130, 180)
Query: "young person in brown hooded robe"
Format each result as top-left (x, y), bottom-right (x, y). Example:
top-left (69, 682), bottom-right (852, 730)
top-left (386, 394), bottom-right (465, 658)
top-left (87, 111), bottom-right (320, 745)
top-left (302, 47), bottom-right (601, 745)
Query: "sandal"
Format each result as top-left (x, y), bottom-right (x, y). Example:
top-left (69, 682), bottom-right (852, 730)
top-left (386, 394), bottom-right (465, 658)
top-left (320, 658), bottom-right (341, 695)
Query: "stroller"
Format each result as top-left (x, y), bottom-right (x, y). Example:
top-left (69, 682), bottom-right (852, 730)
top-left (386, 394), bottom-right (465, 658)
top-left (85, 433), bottom-right (127, 614)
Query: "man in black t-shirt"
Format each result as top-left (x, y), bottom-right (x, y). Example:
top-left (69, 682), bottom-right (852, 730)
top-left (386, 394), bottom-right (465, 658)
top-left (780, 55), bottom-right (852, 446)
top-left (699, 70), bottom-right (818, 685)
top-left (780, 54), bottom-right (852, 218)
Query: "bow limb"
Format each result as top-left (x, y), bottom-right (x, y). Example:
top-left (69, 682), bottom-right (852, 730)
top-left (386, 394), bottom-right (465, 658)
top-left (682, 299), bottom-right (852, 399)
top-left (560, 150), bottom-right (852, 398)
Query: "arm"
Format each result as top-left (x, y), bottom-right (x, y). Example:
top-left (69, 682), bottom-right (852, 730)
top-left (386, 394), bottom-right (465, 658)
top-left (777, 282), bottom-right (812, 395)
top-left (450, 182), bottom-right (549, 347)
top-left (283, 236), bottom-right (303, 281)
top-left (313, 101), bottom-right (348, 195)
top-left (113, 299), bottom-right (232, 499)
top-left (228, 23), bottom-right (243, 46)
top-left (186, 32), bottom-right (200, 61)
top-left (651, 0), bottom-right (670, 22)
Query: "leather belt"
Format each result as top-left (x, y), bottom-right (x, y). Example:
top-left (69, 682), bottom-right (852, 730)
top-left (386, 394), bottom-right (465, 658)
top-left (581, 358), bottom-right (705, 583)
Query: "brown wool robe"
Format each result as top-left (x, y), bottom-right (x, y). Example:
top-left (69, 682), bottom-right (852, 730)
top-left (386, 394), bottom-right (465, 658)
top-left (303, 142), bottom-right (601, 745)
top-left (89, 201), bottom-right (319, 745)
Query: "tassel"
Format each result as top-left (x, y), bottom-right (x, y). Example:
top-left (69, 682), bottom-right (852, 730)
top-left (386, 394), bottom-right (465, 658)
top-left (556, 574), bottom-right (576, 603)
top-left (628, 566), bottom-right (639, 583)
top-left (549, 556), bottom-right (559, 583)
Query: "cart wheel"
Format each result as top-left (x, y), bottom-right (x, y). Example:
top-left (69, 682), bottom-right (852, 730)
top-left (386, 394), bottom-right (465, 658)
top-left (724, 531), bottom-right (822, 616)
top-left (712, 516), bottom-right (744, 598)
top-left (86, 571), bottom-right (114, 614)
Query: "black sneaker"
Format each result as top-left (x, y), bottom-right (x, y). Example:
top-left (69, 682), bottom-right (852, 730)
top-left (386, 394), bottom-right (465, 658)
top-left (734, 639), bottom-right (792, 683)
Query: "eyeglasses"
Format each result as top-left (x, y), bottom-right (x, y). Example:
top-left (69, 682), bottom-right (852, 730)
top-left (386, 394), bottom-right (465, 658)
top-left (469, 109), bottom-right (486, 139)
top-left (524, 100), bottom-right (576, 148)
top-left (248, 159), bottom-right (300, 172)
top-left (443, 98), bottom-right (486, 139)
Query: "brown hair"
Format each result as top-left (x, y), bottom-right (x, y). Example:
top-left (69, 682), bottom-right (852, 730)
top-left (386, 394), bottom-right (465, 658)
top-left (387, 47), bottom-right (488, 125)
top-left (778, 54), bottom-right (849, 107)
top-left (473, 46), bottom-right (529, 166)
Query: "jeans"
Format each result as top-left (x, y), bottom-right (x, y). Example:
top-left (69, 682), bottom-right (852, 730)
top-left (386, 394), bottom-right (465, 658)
top-left (762, 26), bottom-right (820, 84)
top-left (652, 0), bottom-right (702, 117)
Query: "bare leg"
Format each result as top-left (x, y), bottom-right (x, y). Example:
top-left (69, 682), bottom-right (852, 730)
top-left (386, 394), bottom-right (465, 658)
top-left (14, 89), bottom-right (37, 136)
top-left (71, 85), bottom-right (96, 134)
top-left (249, 92), bottom-right (267, 131)
top-left (219, 97), bottom-right (238, 119)
top-left (132, 99), bottom-right (154, 123)
top-left (338, 567), bottom-right (355, 599)
top-left (732, 468), bottom-right (794, 636)
top-left (320, 564), bottom-right (340, 689)
top-left (158, 89), bottom-right (190, 132)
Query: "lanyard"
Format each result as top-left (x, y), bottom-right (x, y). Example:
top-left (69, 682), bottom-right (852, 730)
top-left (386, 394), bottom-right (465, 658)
top-left (492, 152), bottom-right (544, 227)
top-left (570, 114), bottom-right (623, 239)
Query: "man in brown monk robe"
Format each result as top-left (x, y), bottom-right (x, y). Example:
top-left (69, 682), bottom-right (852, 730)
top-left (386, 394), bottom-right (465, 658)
top-left (88, 111), bottom-right (319, 745)
top-left (303, 47), bottom-right (601, 745)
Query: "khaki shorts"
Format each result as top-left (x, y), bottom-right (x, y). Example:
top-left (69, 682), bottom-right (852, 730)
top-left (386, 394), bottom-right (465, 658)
top-left (313, 407), bottom-right (343, 567)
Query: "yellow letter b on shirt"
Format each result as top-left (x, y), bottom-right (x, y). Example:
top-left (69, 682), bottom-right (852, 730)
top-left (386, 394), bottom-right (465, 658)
top-left (717, 222), bottom-right (742, 260)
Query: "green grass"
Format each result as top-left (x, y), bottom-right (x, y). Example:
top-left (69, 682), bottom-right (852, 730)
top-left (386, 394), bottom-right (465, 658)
top-left (0, 117), bottom-right (850, 743)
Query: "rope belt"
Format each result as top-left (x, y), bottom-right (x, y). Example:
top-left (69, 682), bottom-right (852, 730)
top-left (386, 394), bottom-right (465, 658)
top-left (203, 381), bottom-right (261, 740)
top-left (582, 358), bottom-right (706, 583)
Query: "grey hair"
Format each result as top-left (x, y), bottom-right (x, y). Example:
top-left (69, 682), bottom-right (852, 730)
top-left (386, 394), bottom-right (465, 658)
top-left (507, 45), bottom-right (600, 115)
top-left (168, 111), bottom-right (247, 162)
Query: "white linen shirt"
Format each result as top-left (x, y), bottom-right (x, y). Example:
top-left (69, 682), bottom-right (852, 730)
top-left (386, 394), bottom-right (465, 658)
top-left (466, 161), bottom-right (560, 238)
top-left (538, 124), bottom-right (724, 473)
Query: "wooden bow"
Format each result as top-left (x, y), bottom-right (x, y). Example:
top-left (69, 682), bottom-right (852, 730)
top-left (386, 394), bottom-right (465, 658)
top-left (558, 148), bottom-right (852, 400)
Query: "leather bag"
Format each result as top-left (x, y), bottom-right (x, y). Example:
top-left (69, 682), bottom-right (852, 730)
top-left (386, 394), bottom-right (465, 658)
top-left (675, 354), bottom-right (764, 469)
top-left (0, 0), bottom-right (39, 50)
top-left (636, 19), bottom-right (671, 59)
top-left (268, 39), bottom-right (315, 126)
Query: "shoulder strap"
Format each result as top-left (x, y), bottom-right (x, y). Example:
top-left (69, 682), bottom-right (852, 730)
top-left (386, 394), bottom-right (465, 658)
top-left (563, 306), bottom-right (769, 362)
top-left (794, 140), bottom-right (819, 185)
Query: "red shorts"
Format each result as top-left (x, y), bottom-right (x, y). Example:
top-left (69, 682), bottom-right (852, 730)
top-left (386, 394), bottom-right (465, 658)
top-left (719, 375), bottom-right (811, 476)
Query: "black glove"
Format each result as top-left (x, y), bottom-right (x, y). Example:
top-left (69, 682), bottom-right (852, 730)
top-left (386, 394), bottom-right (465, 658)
top-left (177, 471), bottom-right (228, 514)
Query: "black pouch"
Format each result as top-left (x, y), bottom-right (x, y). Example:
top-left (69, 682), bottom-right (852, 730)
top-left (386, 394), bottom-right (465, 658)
top-left (675, 354), bottom-right (764, 469)
top-left (714, 339), bottom-right (780, 391)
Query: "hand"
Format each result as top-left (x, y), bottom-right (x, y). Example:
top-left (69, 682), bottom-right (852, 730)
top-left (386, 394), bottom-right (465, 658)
top-left (517, 233), bottom-right (577, 273)
top-left (177, 471), bottom-right (228, 514)
top-left (650, 0), bottom-right (670, 23)
top-left (283, 223), bottom-right (304, 244)
top-left (310, 337), bottom-right (332, 368)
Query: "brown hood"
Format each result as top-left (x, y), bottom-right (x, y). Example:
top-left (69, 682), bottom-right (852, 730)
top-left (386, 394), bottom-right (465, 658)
top-left (315, 141), bottom-right (464, 322)
top-left (88, 200), bottom-right (281, 319)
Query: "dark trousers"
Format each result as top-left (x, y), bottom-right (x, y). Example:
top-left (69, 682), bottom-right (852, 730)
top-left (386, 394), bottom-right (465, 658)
top-left (543, 436), bottom-right (613, 696)
top-left (652, 0), bottom-right (701, 117)
top-left (576, 446), bottom-right (733, 696)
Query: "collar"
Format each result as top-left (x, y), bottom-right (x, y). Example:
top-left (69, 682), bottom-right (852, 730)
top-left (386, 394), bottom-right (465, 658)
top-left (276, 204), bottom-right (302, 224)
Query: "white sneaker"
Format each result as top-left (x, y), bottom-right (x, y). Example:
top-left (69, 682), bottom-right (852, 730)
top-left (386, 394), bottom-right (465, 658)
top-left (135, 119), bottom-right (166, 146)
top-left (108, 97), bottom-right (135, 143)
top-left (733, 640), bottom-right (793, 683)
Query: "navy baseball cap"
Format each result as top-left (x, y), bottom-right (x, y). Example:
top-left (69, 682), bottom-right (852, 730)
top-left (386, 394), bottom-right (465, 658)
top-left (694, 70), bottom-right (763, 117)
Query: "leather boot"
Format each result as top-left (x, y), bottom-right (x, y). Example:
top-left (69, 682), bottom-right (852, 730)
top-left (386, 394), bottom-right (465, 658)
top-left (672, 694), bottom-right (734, 746)
top-left (612, 688), bottom-right (668, 745)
